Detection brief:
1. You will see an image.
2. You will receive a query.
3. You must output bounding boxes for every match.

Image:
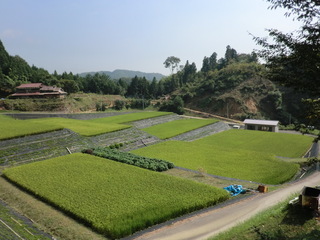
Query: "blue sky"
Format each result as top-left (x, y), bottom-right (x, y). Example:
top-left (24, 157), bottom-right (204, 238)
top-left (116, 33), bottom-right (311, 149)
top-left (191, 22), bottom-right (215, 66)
top-left (0, 0), bottom-right (301, 75)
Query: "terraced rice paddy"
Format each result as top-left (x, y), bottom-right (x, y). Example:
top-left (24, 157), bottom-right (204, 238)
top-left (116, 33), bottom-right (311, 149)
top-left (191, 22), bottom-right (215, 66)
top-left (0, 111), bottom-right (171, 140)
top-left (132, 130), bottom-right (313, 184)
top-left (0, 114), bottom-right (63, 140)
top-left (3, 153), bottom-right (229, 239)
top-left (141, 118), bottom-right (219, 139)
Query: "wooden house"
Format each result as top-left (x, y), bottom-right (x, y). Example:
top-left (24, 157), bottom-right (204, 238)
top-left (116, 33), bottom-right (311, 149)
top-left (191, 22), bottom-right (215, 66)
top-left (10, 83), bottom-right (67, 99)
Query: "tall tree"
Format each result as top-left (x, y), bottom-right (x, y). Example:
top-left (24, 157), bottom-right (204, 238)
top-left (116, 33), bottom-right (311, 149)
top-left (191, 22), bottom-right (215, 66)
top-left (163, 56), bottom-right (181, 74)
top-left (254, 0), bottom-right (320, 129)
top-left (209, 52), bottom-right (218, 70)
top-left (201, 57), bottom-right (210, 73)
top-left (254, 0), bottom-right (320, 95)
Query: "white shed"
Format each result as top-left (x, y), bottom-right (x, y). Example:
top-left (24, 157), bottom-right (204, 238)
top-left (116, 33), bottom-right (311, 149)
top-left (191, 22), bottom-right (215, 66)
top-left (243, 119), bottom-right (279, 132)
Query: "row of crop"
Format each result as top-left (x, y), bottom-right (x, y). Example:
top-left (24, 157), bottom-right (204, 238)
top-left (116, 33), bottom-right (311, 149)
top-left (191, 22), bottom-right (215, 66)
top-left (83, 146), bottom-right (174, 171)
top-left (2, 153), bottom-right (229, 239)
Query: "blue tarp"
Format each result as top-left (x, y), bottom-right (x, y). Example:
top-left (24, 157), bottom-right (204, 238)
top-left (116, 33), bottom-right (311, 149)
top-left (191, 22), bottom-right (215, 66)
top-left (223, 185), bottom-right (245, 196)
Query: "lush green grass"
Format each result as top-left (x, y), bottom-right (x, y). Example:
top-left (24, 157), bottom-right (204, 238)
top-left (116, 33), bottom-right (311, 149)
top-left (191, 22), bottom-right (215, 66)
top-left (0, 115), bottom-right (63, 140)
top-left (0, 111), bottom-right (171, 139)
top-left (212, 196), bottom-right (320, 240)
top-left (2, 153), bottom-right (229, 239)
top-left (195, 129), bottom-right (313, 158)
top-left (132, 130), bottom-right (313, 184)
top-left (142, 118), bottom-right (219, 139)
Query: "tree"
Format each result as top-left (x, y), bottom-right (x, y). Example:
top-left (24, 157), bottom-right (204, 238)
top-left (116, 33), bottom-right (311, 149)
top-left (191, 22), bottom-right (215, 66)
top-left (163, 56), bottom-right (181, 74)
top-left (59, 79), bottom-right (79, 94)
top-left (201, 57), bottom-right (210, 73)
top-left (254, 0), bottom-right (320, 95)
top-left (224, 45), bottom-right (238, 64)
top-left (254, 0), bottom-right (320, 129)
top-left (159, 95), bottom-right (185, 115)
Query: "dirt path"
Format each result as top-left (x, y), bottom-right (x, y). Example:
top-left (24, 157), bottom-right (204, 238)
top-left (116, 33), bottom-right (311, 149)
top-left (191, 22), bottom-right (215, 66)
top-left (131, 171), bottom-right (320, 240)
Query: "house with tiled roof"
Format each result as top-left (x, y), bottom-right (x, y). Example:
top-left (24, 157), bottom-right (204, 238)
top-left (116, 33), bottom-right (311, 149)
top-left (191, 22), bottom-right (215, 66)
top-left (10, 83), bottom-right (67, 99)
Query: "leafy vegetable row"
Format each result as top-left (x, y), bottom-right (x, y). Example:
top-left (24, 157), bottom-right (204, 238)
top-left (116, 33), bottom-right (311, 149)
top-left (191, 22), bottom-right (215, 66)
top-left (82, 147), bottom-right (174, 171)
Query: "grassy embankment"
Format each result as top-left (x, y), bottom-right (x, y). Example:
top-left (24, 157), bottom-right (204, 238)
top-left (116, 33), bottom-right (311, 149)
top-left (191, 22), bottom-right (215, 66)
top-left (212, 195), bottom-right (320, 240)
top-left (0, 201), bottom-right (52, 240)
top-left (0, 111), bottom-right (171, 140)
top-left (133, 129), bottom-right (313, 184)
top-left (2, 153), bottom-right (229, 239)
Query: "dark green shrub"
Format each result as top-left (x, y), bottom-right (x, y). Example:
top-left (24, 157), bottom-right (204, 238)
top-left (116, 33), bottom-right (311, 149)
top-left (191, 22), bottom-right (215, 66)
top-left (84, 147), bottom-right (175, 172)
top-left (159, 96), bottom-right (185, 115)
top-left (113, 100), bottom-right (125, 110)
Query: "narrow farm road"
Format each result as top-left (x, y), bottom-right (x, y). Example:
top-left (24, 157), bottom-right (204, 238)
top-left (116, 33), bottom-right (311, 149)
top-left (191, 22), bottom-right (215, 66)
top-left (132, 172), bottom-right (320, 240)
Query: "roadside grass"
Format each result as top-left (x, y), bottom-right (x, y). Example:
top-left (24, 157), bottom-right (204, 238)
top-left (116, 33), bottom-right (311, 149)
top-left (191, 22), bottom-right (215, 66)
top-left (2, 153), bottom-right (229, 239)
top-left (141, 118), bottom-right (219, 139)
top-left (212, 195), bottom-right (320, 240)
top-left (132, 130), bottom-right (313, 184)
top-left (0, 115), bottom-right (63, 140)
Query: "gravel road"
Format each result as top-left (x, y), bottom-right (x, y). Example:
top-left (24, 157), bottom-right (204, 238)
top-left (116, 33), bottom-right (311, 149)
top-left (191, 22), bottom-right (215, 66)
top-left (129, 171), bottom-right (320, 240)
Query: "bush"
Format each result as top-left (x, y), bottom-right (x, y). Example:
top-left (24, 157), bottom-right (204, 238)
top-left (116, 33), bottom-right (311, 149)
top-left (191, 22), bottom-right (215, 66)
top-left (159, 96), bottom-right (185, 115)
top-left (96, 102), bottom-right (107, 111)
top-left (113, 100), bottom-right (125, 110)
top-left (129, 99), bottom-right (150, 109)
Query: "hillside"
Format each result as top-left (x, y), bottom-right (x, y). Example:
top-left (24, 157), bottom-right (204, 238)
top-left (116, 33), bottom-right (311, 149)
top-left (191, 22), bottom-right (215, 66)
top-left (79, 69), bottom-right (166, 81)
top-left (185, 77), bottom-right (281, 120)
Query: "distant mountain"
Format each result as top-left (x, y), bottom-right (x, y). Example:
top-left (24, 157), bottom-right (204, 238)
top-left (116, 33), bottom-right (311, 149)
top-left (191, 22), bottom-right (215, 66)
top-left (79, 69), bottom-right (166, 81)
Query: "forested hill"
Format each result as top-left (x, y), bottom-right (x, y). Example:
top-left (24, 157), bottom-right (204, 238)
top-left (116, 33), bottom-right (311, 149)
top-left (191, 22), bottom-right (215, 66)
top-left (79, 69), bottom-right (165, 81)
top-left (0, 38), bottom-right (310, 125)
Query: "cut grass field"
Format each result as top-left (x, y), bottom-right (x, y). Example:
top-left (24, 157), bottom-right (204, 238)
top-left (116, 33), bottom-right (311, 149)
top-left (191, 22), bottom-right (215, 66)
top-left (132, 130), bottom-right (314, 184)
top-left (141, 118), bottom-right (219, 139)
top-left (0, 111), bottom-right (171, 140)
top-left (2, 153), bottom-right (229, 239)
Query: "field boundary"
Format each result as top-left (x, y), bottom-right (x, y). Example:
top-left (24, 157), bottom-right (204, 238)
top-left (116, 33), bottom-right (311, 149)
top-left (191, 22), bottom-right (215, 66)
top-left (184, 108), bottom-right (243, 124)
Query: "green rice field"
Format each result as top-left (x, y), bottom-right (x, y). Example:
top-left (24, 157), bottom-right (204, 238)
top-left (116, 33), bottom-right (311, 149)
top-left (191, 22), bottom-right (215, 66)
top-left (0, 115), bottom-right (63, 140)
top-left (0, 111), bottom-right (171, 140)
top-left (2, 153), bottom-right (229, 239)
top-left (132, 130), bottom-right (313, 184)
top-left (142, 118), bottom-right (219, 139)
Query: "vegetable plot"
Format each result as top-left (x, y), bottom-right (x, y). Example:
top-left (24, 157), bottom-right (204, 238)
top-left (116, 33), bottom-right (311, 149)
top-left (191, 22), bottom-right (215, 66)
top-left (83, 147), bottom-right (175, 171)
top-left (3, 153), bottom-right (229, 239)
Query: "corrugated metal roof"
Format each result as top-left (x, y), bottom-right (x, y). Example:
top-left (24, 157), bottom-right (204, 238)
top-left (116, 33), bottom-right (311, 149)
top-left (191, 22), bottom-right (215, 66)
top-left (243, 119), bottom-right (279, 126)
